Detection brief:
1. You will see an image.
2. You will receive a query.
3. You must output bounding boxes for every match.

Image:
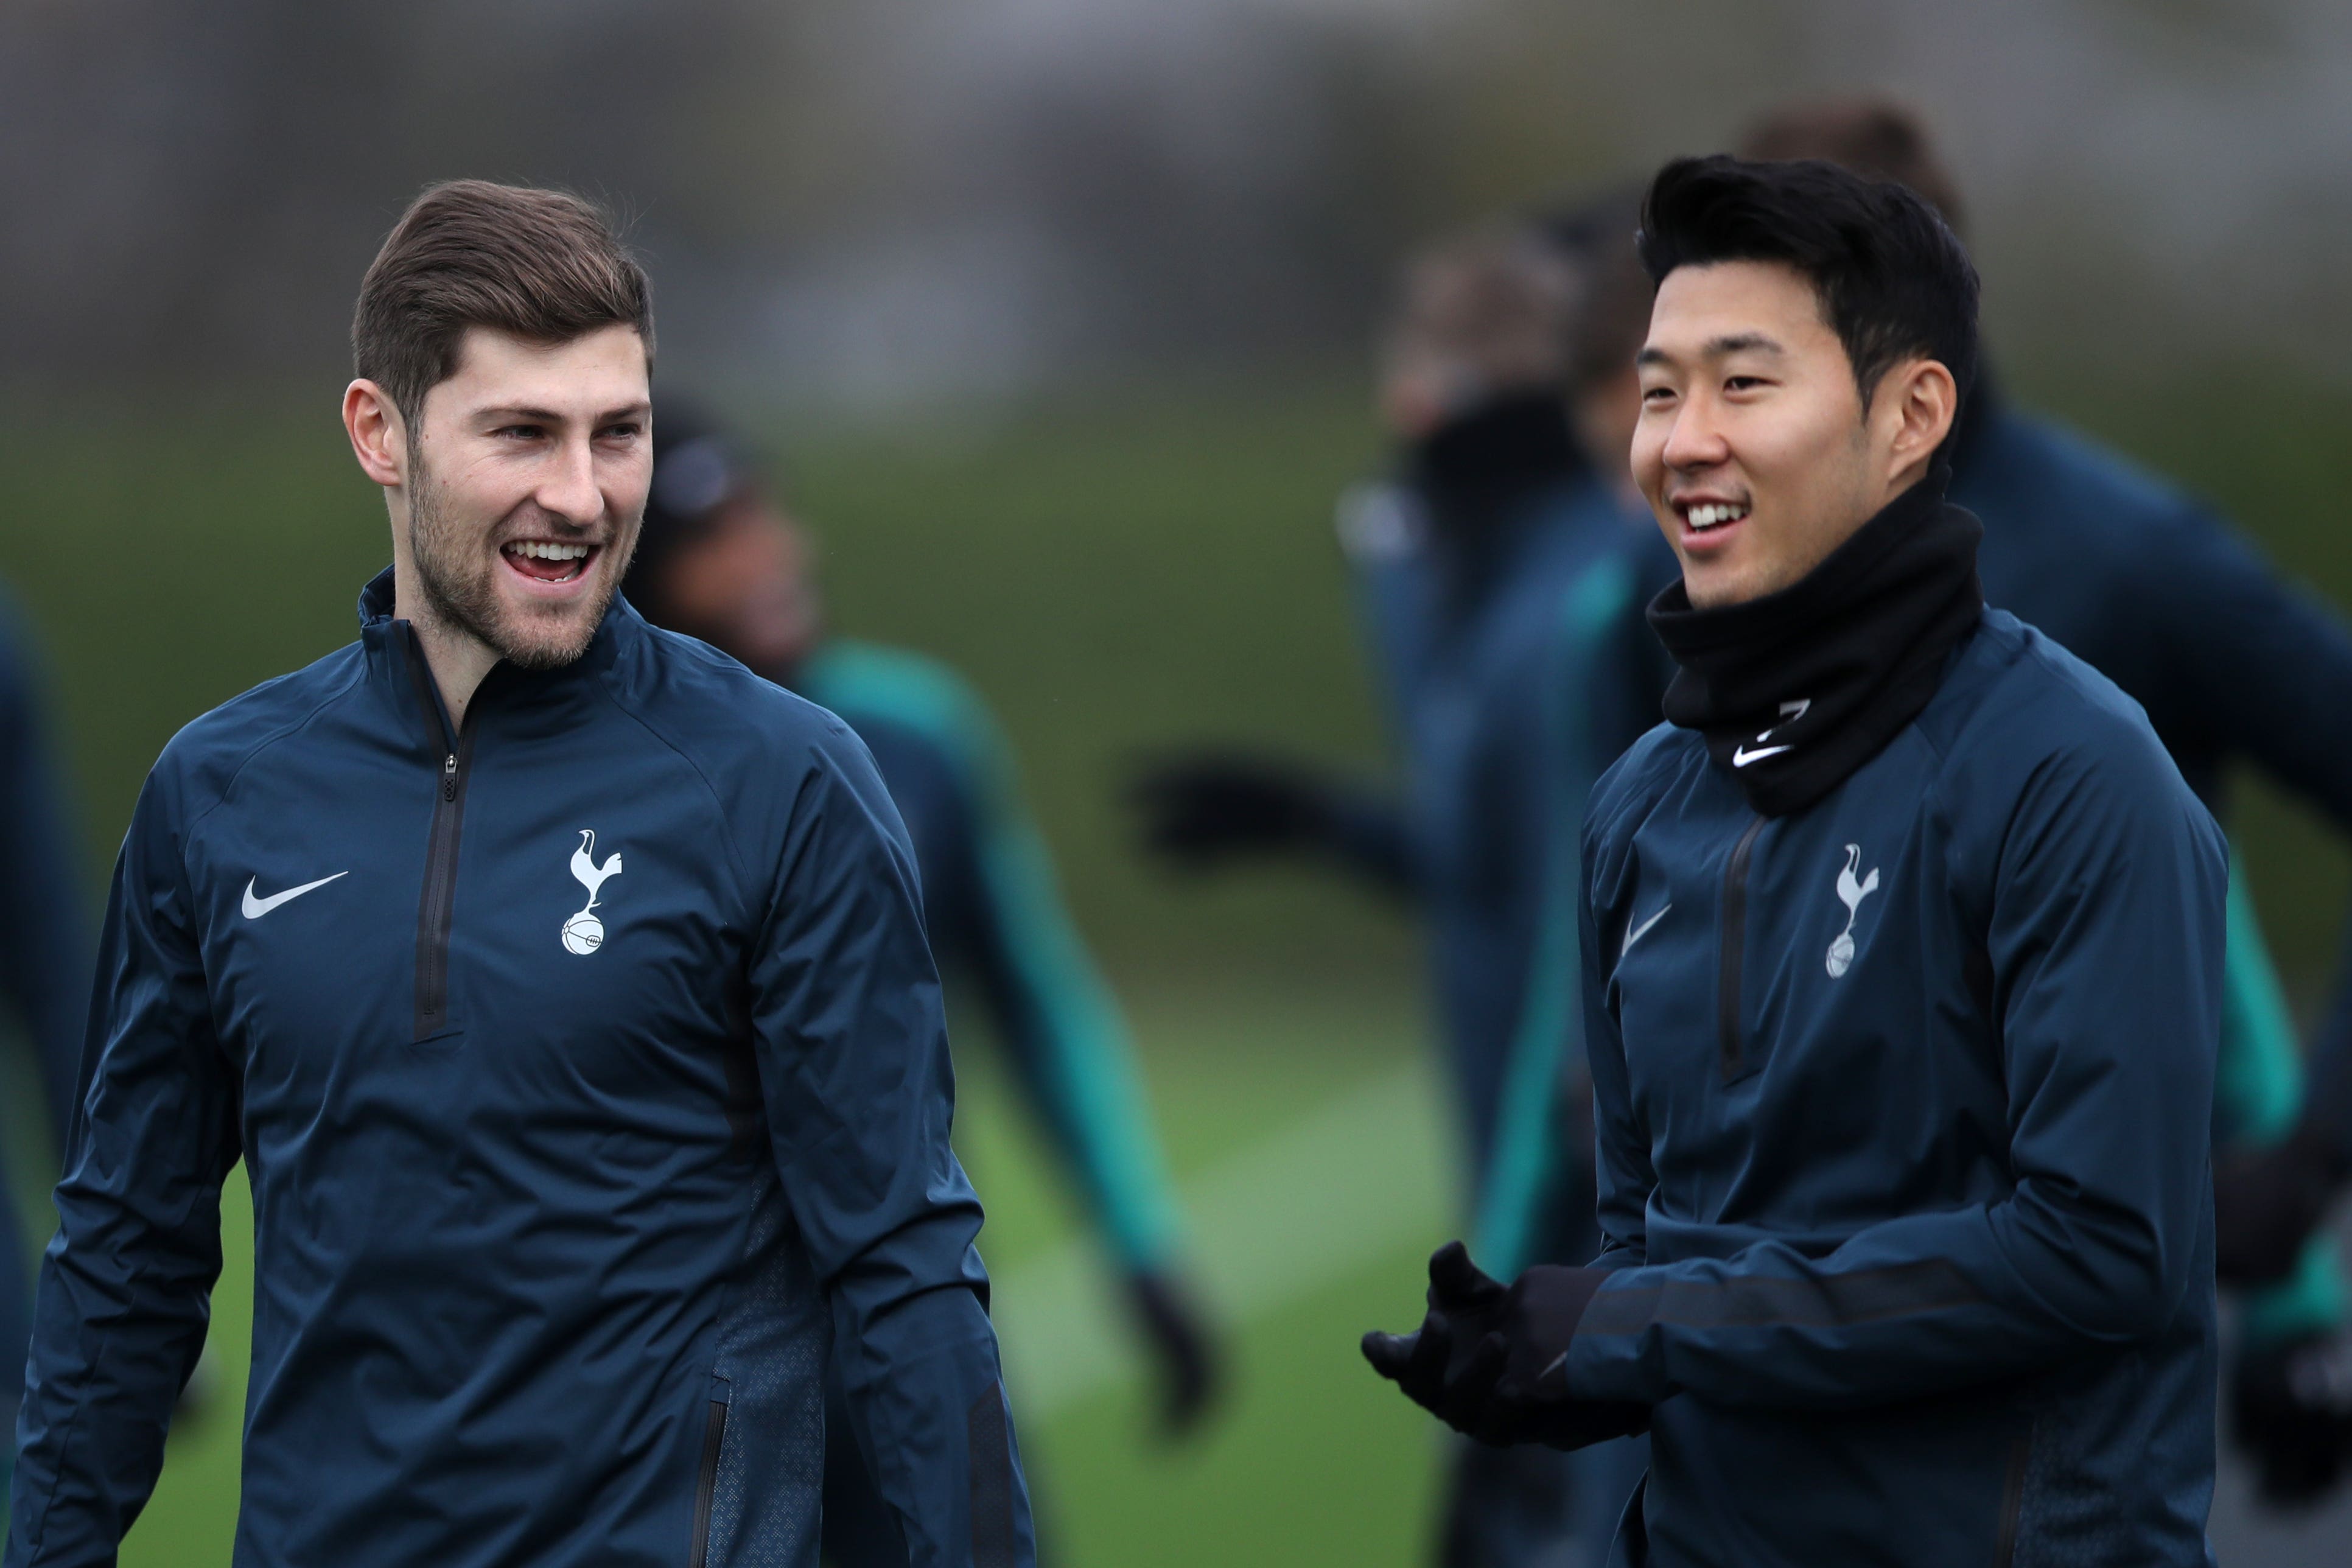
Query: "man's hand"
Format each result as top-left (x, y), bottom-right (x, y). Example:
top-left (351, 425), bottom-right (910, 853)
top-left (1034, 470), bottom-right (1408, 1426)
top-left (2230, 1332), bottom-right (2352, 1507)
top-left (1360, 1242), bottom-right (1648, 1450)
top-left (1128, 754), bottom-right (1347, 866)
top-left (2214, 1125), bottom-right (2348, 1286)
top-left (1127, 1269), bottom-right (1222, 1438)
top-left (1362, 1241), bottom-right (1512, 1430)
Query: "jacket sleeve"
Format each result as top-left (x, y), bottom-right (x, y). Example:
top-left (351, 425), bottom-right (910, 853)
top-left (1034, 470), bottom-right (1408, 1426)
top-left (8, 765), bottom-right (241, 1566)
top-left (743, 726), bottom-right (1034, 1568)
top-left (939, 695), bottom-right (1185, 1276)
top-left (1558, 738), bottom-right (2225, 1413)
top-left (0, 595), bottom-right (92, 1150)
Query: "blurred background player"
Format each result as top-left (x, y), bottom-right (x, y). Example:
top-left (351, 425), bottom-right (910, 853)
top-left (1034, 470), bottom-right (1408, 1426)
top-left (1742, 95), bottom-right (2352, 1505)
top-left (1130, 211), bottom-right (1670, 1566)
top-left (0, 584), bottom-right (89, 1517)
top-left (620, 406), bottom-right (1219, 1566)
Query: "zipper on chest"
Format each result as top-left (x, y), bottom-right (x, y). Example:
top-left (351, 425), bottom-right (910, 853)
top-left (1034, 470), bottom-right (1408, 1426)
top-left (409, 654), bottom-right (479, 1042)
top-left (1717, 815), bottom-right (1767, 1082)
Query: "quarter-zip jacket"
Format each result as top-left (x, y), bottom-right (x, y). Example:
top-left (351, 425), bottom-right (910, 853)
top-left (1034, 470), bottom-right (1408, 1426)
top-left (1572, 609), bottom-right (2225, 1568)
top-left (7, 571), bottom-right (1032, 1568)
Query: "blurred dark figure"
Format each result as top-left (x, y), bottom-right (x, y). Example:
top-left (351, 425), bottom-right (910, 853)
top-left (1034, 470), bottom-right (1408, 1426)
top-left (1132, 212), bottom-right (1671, 1566)
top-left (1747, 95), bottom-right (2352, 1506)
top-left (623, 407), bottom-right (1216, 1566)
top-left (0, 587), bottom-right (89, 1507)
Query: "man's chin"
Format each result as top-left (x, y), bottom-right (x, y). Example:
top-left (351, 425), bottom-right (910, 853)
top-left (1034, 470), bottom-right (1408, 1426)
top-left (483, 589), bottom-right (614, 671)
top-left (492, 615), bottom-right (601, 670)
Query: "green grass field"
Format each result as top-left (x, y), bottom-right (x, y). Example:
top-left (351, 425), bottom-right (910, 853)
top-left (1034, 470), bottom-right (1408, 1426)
top-left (5, 366), bottom-right (2352, 1563)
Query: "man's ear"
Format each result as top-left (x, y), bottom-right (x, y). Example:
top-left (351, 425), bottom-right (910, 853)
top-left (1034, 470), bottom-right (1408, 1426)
top-left (343, 380), bottom-right (408, 489)
top-left (1881, 359), bottom-right (1958, 483)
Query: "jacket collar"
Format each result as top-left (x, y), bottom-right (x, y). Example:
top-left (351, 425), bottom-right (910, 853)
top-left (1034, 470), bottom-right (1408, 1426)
top-left (357, 565), bottom-right (634, 743)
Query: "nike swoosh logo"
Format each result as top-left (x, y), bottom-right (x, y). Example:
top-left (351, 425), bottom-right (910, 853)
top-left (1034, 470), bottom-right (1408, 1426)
top-left (1622, 903), bottom-right (1671, 957)
top-left (1731, 743), bottom-right (1793, 768)
top-left (242, 872), bottom-right (349, 919)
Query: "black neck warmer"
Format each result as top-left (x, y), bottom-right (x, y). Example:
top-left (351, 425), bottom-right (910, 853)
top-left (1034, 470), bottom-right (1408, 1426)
top-left (1645, 471), bottom-right (1985, 817)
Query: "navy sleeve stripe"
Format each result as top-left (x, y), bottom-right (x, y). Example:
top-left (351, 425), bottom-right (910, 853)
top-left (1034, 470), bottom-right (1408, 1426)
top-left (1577, 1257), bottom-right (1983, 1337)
top-left (966, 1381), bottom-right (1018, 1568)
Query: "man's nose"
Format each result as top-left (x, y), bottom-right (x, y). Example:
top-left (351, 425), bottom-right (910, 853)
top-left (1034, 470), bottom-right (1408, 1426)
top-left (536, 436), bottom-right (603, 525)
top-left (1659, 397), bottom-right (1729, 472)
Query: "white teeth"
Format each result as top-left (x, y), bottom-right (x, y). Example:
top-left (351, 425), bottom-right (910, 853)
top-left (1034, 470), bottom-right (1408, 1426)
top-left (1684, 503), bottom-right (1750, 530)
top-left (506, 541), bottom-right (592, 561)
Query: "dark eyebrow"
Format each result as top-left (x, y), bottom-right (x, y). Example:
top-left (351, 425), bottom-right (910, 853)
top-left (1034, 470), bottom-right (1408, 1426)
top-left (1636, 332), bottom-right (1787, 371)
top-left (477, 401), bottom-right (651, 426)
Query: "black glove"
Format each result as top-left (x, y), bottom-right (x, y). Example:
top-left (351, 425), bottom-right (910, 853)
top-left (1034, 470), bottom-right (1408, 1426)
top-left (2230, 1332), bottom-right (2352, 1507)
top-left (1362, 1242), bottom-right (1648, 1450)
top-left (1128, 754), bottom-right (1349, 866)
top-left (2215, 1124), bottom-right (2348, 1286)
top-left (1127, 1269), bottom-right (1222, 1438)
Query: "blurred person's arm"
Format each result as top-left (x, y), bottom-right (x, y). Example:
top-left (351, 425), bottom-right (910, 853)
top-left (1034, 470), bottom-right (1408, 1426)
top-left (0, 592), bottom-right (92, 1151)
top-left (8, 763), bottom-right (239, 1563)
top-left (2210, 858), bottom-right (2352, 1503)
top-left (933, 682), bottom-right (1219, 1434)
top-left (747, 728), bottom-right (1034, 1568)
top-left (1129, 752), bottom-right (1415, 894)
top-left (2214, 856), bottom-right (2349, 1329)
top-left (2147, 510), bottom-right (2352, 1192)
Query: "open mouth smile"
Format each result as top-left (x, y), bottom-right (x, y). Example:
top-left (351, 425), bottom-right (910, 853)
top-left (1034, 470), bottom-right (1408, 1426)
top-left (501, 540), bottom-right (601, 586)
top-left (1676, 500), bottom-right (1751, 533)
top-left (1670, 496), bottom-right (1751, 551)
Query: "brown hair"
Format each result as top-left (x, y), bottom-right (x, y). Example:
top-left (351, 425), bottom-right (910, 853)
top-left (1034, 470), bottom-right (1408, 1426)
top-left (1738, 97), bottom-right (1966, 239)
top-left (1381, 225), bottom-right (1577, 409)
top-left (1539, 184), bottom-right (1653, 396)
top-left (352, 180), bottom-right (654, 429)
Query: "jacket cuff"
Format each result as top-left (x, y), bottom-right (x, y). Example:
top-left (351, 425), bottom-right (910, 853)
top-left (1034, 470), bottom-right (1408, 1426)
top-left (1525, 1265), bottom-right (1613, 1398)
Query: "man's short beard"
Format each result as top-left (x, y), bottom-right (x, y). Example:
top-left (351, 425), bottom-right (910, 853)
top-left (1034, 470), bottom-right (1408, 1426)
top-left (407, 453), bottom-right (619, 673)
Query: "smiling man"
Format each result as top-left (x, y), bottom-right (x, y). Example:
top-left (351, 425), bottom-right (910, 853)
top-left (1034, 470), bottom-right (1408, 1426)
top-left (6, 181), bottom-right (1031, 1568)
top-left (1365, 156), bottom-right (2226, 1566)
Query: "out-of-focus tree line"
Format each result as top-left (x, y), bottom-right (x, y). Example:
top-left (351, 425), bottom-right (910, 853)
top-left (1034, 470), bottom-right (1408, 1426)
top-left (9, 0), bottom-right (2352, 409)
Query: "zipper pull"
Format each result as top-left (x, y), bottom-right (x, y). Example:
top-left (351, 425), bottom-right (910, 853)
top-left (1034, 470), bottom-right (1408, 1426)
top-left (443, 752), bottom-right (458, 802)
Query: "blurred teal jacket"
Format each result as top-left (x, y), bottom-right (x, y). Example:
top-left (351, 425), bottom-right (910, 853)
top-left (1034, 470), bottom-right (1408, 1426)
top-left (797, 640), bottom-right (1181, 1275)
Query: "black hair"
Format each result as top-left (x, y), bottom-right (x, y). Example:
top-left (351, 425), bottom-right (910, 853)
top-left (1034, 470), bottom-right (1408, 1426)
top-left (1636, 155), bottom-right (1978, 415)
top-left (620, 399), bottom-right (761, 620)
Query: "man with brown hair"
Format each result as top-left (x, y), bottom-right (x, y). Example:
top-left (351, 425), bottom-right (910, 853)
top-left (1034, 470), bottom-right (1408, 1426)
top-left (7, 180), bottom-right (1032, 1568)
